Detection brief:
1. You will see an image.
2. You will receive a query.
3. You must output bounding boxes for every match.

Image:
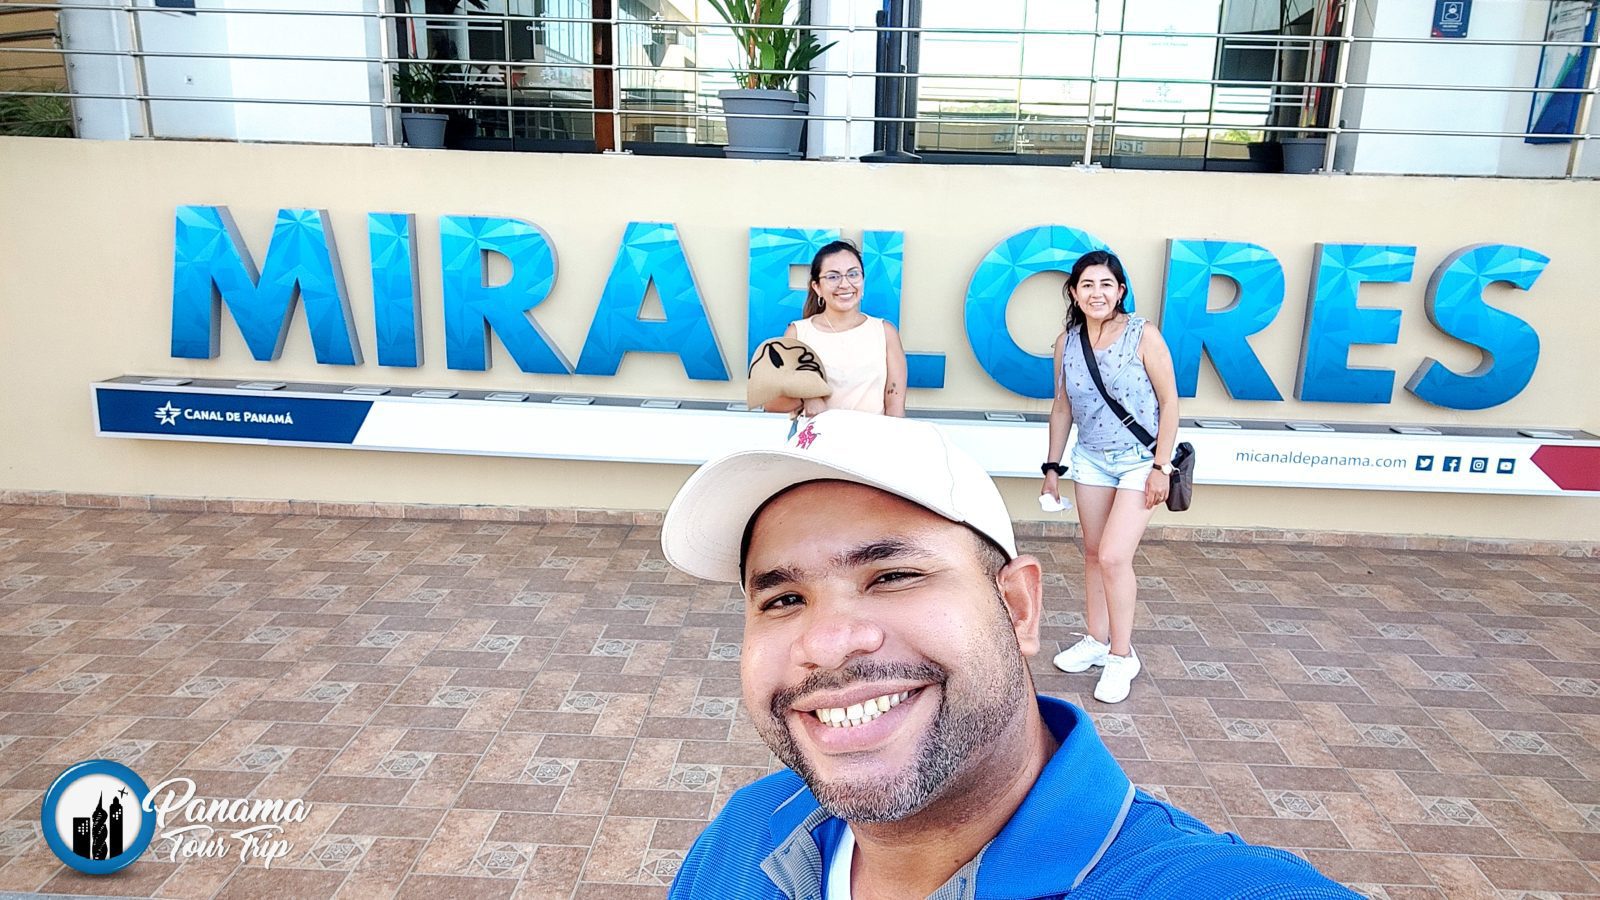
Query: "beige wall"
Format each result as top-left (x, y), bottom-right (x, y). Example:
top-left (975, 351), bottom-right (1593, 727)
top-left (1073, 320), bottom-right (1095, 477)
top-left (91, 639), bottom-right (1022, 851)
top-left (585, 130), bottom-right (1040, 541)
top-left (1, 137), bottom-right (1596, 541)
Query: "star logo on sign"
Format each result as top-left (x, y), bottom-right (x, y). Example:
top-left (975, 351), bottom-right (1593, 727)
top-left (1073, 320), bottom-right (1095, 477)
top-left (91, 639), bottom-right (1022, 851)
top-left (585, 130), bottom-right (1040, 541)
top-left (153, 402), bottom-right (180, 426)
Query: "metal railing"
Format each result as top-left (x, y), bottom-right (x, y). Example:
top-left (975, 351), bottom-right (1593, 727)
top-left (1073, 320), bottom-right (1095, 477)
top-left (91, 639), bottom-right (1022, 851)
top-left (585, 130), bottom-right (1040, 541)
top-left (2, 0), bottom-right (1597, 176)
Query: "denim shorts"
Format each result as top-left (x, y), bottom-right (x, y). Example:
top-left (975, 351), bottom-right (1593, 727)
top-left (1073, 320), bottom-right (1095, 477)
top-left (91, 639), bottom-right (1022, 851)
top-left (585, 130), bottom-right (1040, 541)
top-left (1070, 443), bottom-right (1153, 491)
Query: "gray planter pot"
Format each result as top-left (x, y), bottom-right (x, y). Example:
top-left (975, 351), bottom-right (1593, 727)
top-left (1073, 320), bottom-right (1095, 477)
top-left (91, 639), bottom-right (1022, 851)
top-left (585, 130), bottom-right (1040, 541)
top-left (1280, 137), bottom-right (1328, 174)
top-left (719, 89), bottom-right (806, 160)
top-left (401, 113), bottom-right (449, 149)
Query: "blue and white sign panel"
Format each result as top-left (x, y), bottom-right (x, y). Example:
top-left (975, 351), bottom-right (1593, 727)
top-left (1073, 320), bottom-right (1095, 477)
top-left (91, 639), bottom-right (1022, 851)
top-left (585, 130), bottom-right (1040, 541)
top-left (1187, 429), bottom-right (1596, 496)
top-left (97, 390), bottom-right (371, 445)
top-left (1432, 0), bottom-right (1471, 38)
top-left (94, 382), bottom-right (789, 464)
top-left (93, 381), bottom-right (1600, 497)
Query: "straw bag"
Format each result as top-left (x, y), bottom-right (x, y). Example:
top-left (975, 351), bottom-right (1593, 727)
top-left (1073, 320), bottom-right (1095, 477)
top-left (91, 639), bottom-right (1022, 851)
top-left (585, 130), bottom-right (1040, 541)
top-left (747, 338), bottom-right (832, 409)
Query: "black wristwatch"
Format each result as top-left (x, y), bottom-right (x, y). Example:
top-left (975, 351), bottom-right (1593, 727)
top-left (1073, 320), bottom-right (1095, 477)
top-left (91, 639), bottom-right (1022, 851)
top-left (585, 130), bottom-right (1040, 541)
top-left (1040, 462), bottom-right (1067, 476)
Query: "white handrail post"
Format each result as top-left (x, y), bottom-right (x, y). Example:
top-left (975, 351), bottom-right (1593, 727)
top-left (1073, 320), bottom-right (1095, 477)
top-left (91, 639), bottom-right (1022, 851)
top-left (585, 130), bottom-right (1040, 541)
top-left (126, 0), bottom-right (154, 137)
top-left (1082, 0), bottom-right (1100, 165)
top-left (1565, 26), bottom-right (1600, 176)
top-left (378, 3), bottom-right (396, 146)
top-left (610, 5), bottom-right (624, 152)
top-left (1321, 0), bottom-right (1355, 173)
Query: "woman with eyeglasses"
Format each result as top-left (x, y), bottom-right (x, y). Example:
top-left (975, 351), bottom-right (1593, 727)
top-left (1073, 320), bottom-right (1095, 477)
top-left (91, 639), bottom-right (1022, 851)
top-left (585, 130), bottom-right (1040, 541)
top-left (765, 240), bottom-right (907, 418)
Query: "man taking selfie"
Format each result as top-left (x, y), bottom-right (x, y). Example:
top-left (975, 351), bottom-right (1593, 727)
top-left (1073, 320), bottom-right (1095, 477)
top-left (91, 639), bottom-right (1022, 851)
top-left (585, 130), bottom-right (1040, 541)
top-left (661, 410), bottom-right (1356, 899)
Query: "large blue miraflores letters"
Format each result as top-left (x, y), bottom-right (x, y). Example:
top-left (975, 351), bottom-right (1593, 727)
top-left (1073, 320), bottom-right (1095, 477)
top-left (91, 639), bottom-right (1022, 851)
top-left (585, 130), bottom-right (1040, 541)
top-left (744, 227), bottom-right (945, 388)
top-left (1296, 243), bottom-right (1416, 404)
top-left (745, 226), bottom-right (838, 364)
top-left (860, 230), bottom-right (946, 388)
top-left (1161, 239), bottom-right (1286, 401)
top-left (1405, 244), bottom-right (1548, 411)
top-left (575, 222), bottom-right (728, 380)
top-left (167, 207), bottom-right (1548, 412)
top-left (172, 206), bottom-right (362, 365)
top-left (368, 213), bottom-right (422, 368)
top-left (964, 225), bottom-right (1127, 399)
top-left (439, 215), bottom-right (570, 374)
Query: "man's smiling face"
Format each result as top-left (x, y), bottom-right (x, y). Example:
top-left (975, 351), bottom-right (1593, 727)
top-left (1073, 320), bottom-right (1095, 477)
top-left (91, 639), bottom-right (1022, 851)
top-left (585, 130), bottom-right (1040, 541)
top-left (739, 480), bottom-right (1036, 823)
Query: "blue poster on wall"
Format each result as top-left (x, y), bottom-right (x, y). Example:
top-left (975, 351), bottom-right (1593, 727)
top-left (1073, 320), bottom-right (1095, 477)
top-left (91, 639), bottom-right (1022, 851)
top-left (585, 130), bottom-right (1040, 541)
top-left (1527, 0), bottom-right (1597, 143)
top-left (1431, 1), bottom-right (1471, 38)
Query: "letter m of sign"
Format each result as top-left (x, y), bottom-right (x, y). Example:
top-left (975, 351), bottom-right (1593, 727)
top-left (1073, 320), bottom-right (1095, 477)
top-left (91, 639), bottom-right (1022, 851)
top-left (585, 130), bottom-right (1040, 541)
top-left (171, 206), bottom-right (362, 364)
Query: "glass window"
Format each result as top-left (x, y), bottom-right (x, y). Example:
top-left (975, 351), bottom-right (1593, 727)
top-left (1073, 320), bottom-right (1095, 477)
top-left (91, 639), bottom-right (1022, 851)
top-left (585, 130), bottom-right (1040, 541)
top-left (398, 0), bottom-right (741, 148)
top-left (617, 0), bottom-right (736, 146)
top-left (1107, 0), bottom-right (1222, 161)
top-left (1016, 1), bottom-right (1098, 157)
top-left (915, 1), bottom-right (1028, 152)
top-left (913, 0), bottom-right (1299, 167)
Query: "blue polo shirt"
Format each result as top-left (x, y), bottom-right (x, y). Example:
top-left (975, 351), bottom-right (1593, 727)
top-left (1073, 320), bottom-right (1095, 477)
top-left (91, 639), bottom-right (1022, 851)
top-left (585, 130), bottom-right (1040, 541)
top-left (669, 695), bottom-right (1359, 899)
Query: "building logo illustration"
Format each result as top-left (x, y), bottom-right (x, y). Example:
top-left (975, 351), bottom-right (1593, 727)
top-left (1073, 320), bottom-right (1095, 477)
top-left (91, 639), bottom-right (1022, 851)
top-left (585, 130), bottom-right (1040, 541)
top-left (41, 760), bottom-right (155, 875)
top-left (72, 790), bottom-right (124, 860)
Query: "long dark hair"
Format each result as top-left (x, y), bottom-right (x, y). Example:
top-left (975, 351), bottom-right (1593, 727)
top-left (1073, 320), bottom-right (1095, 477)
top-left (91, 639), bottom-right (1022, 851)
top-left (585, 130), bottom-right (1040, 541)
top-left (1062, 250), bottom-right (1129, 332)
top-left (801, 240), bottom-right (865, 319)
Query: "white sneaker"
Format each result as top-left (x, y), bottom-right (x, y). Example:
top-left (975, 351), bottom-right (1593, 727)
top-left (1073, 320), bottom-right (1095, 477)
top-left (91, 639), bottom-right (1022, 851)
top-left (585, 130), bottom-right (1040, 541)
top-left (1053, 634), bottom-right (1111, 673)
top-left (1093, 650), bottom-right (1141, 704)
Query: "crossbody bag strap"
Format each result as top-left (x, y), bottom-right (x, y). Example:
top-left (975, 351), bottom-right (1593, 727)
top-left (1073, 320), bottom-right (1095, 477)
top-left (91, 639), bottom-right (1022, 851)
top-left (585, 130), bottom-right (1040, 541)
top-left (1077, 326), bottom-right (1157, 452)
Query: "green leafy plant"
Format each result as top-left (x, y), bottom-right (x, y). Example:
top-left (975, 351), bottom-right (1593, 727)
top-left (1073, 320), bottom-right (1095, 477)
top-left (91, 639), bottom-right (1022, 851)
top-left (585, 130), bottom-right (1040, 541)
top-left (0, 87), bottom-right (74, 138)
top-left (392, 60), bottom-right (481, 115)
top-left (705, 0), bottom-right (834, 92)
top-left (393, 61), bottom-right (447, 114)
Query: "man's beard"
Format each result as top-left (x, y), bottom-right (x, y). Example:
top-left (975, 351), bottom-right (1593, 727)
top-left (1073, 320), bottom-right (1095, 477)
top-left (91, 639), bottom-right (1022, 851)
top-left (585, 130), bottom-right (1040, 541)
top-left (752, 599), bottom-right (1029, 823)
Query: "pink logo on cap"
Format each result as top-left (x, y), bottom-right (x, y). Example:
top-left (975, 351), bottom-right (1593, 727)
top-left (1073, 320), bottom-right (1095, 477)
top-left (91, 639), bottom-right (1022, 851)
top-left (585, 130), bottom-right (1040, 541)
top-left (795, 423), bottom-right (819, 449)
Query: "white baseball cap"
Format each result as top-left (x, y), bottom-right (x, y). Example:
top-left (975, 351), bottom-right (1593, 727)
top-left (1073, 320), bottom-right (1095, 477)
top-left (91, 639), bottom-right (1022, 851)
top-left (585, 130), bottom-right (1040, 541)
top-left (661, 410), bottom-right (1018, 584)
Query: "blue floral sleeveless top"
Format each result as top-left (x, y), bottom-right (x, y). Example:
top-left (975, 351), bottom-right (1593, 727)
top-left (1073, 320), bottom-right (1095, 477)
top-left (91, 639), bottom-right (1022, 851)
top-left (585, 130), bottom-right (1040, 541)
top-left (1060, 316), bottom-right (1160, 452)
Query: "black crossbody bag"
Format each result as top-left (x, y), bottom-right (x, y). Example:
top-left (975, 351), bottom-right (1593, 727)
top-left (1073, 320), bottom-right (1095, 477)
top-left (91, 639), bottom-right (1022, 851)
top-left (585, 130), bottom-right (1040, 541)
top-left (1078, 327), bottom-right (1194, 512)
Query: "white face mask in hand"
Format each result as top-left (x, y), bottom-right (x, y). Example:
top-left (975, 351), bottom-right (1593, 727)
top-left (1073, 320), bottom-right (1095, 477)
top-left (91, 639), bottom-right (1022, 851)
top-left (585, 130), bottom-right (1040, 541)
top-left (1038, 493), bottom-right (1072, 513)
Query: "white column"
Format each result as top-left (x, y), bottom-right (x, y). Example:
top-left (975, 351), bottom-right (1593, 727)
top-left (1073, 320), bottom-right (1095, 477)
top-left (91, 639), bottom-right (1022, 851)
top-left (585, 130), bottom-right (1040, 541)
top-left (61, 0), bottom-right (142, 139)
top-left (806, 0), bottom-right (878, 159)
top-left (226, 0), bottom-right (384, 144)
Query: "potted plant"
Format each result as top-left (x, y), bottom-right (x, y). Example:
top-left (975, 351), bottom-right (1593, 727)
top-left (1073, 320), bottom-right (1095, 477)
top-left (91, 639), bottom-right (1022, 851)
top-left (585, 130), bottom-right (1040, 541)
top-left (0, 86), bottom-right (74, 138)
top-left (393, 61), bottom-right (450, 149)
top-left (706, 0), bottom-right (833, 159)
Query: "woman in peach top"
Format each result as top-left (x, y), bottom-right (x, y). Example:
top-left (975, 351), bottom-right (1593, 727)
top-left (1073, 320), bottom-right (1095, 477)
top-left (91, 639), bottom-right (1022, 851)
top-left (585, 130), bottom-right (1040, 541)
top-left (764, 240), bottom-right (907, 418)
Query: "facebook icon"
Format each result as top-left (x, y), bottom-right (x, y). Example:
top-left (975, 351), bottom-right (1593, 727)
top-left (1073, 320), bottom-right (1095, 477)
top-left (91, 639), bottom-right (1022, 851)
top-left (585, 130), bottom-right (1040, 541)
top-left (1443, 457), bottom-right (1462, 473)
top-left (1497, 458), bottom-right (1516, 474)
top-left (1415, 455), bottom-right (1435, 471)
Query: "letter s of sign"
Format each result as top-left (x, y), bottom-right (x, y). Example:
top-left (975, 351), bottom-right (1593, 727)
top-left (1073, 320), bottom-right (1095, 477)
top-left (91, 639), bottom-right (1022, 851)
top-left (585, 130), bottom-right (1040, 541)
top-left (1405, 244), bottom-right (1548, 411)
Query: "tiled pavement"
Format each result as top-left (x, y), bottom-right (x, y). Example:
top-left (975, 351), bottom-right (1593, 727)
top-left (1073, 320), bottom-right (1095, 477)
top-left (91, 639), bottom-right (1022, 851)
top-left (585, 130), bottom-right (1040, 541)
top-left (0, 504), bottom-right (1597, 899)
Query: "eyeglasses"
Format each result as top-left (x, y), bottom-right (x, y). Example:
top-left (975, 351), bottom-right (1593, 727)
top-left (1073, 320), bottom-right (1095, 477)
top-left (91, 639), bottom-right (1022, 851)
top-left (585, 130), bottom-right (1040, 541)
top-left (818, 269), bottom-right (864, 288)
